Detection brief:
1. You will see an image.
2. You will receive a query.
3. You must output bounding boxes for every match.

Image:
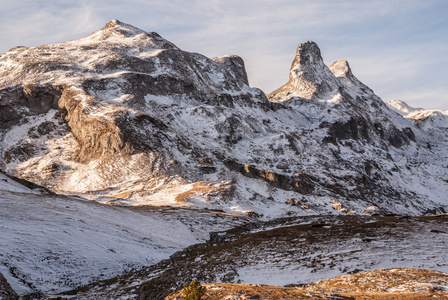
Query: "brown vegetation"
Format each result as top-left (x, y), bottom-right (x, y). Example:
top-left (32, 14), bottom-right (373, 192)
top-left (166, 269), bottom-right (448, 299)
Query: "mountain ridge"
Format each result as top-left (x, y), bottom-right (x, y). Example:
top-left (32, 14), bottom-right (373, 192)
top-left (1, 19), bottom-right (448, 299)
top-left (1, 20), bottom-right (447, 217)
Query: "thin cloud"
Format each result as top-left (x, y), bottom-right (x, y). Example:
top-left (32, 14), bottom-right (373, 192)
top-left (0, 0), bottom-right (447, 109)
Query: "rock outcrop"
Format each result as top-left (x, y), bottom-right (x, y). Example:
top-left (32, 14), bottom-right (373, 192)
top-left (269, 41), bottom-right (340, 100)
top-left (0, 272), bottom-right (19, 300)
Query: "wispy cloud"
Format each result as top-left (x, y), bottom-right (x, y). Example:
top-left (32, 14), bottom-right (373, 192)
top-left (0, 1), bottom-right (104, 49)
top-left (1, 1), bottom-right (447, 109)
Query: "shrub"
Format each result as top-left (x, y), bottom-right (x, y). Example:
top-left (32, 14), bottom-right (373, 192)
top-left (183, 280), bottom-right (207, 300)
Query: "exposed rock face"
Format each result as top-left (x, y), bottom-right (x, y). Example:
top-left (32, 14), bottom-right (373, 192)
top-left (0, 272), bottom-right (19, 300)
top-left (0, 21), bottom-right (447, 216)
top-left (0, 85), bottom-right (62, 129)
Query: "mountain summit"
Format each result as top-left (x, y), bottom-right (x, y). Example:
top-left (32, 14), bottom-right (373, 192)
top-left (0, 20), bottom-right (447, 217)
top-left (269, 41), bottom-right (340, 100)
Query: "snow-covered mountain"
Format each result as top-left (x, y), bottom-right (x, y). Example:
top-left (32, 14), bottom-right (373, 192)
top-left (1, 20), bottom-right (448, 299)
top-left (1, 20), bottom-right (447, 218)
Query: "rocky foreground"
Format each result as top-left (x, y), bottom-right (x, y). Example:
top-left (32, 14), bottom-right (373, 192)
top-left (0, 272), bottom-right (19, 300)
top-left (56, 214), bottom-right (448, 299)
top-left (166, 268), bottom-right (448, 300)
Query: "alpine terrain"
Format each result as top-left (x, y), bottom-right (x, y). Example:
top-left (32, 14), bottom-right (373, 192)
top-left (0, 20), bottom-right (447, 299)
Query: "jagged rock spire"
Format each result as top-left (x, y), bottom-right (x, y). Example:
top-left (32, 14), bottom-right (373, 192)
top-left (268, 41), bottom-right (340, 101)
top-left (290, 41), bottom-right (324, 68)
top-left (328, 59), bottom-right (374, 95)
top-left (329, 59), bottom-right (352, 79)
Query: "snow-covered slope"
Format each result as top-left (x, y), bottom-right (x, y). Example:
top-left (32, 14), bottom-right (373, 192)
top-left (387, 99), bottom-right (448, 130)
top-left (387, 99), bottom-right (425, 115)
top-left (0, 150), bottom-right (244, 298)
top-left (0, 171), bottom-right (37, 193)
top-left (0, 186), bottom-right (246, 297)
top-left (1, 21), bottom-right (447, 218)
top-left (72, 214), bottom-right (448, 299)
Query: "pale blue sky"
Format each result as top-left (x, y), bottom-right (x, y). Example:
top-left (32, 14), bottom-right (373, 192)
top-left (1, 0), bottom-right (447, 109)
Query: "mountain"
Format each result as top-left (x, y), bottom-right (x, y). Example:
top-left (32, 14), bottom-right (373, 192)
top-left (1, 20), bottom-right (448, 299)
top-left (1, 21), bottom-right (447, 218)
top-left (0, 19), bottom-right (262, 207)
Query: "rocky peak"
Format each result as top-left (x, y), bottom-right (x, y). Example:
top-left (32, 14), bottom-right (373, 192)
top-left (386, 100), bottom-right (448, 135)
top-left (329, 59), bottom-right (352, 79)
top-left (288, 41), bottom-right (340, 98)
top-left (57, 20), bottom-right (176, 57)
top-left (103, 19), bottom-right (125, 29)
top-left (211, 55), bottom-right (249, 86)
top-left (268, 41), bottom-right (340, 101)
top-left (100, 19), bottom-right (148, 37)
top-left (103, 19), bottom-right (123, 29)
top-left (291, 41), bottom-right (323, 67)
top-left (328, 59), bottom-right (375, 97)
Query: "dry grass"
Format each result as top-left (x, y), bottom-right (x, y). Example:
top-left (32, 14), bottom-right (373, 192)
top-left (166, 269), bottom-right (448, 300)
top-left (309, 268), bottom-right (448, 299)
top-left (312, 268), bottom-right (448, 293)
top-left (166, 283), bottom-right (318, 299)
top-left (174, 181), bottom-right (234, 204)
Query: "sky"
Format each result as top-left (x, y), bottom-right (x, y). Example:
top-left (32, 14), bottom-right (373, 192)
top-left (1, 0), bottom-right (447, 110)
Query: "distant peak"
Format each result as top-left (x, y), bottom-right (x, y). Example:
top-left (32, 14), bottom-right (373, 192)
top-left (103, 19), bottom-right (122, 29)
top-left (72, 19), bottom-right (177, 51)
top-left (386, 100), bottom-right (424, 115)
top-left (329, 59), bottom-right (353, 78)
top-left (99, 19), bottom-right (146, 36)
top-left (328, 59), bottom-right (375, 96)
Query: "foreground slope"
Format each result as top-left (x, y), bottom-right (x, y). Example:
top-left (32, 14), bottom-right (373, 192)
top-left (1, 21), bottom-right (447, 217)
top-left (0, 272), bottom-right (19, 300)
top-left (0, 172), bottom-right (246, 297)
top-left (67, 214), bottom-right (448, 299)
